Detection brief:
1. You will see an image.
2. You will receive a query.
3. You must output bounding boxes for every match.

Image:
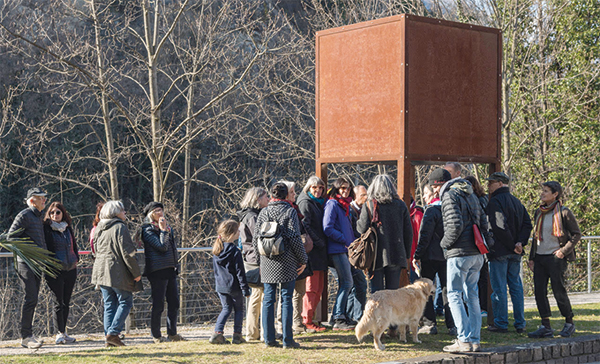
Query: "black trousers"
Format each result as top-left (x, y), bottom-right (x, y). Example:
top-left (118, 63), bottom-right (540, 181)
top-left (478, 261), bottom-right (489, 311)
top-left (16, 262), bottom-right (41, 339)
top-left (421, 259), bottom-right (455, 329)
top-left (533, 254), bottom-right (573, 319)
top-left (149, 275), bottom-right (179, 338)
top-left (46, 269), bottom-right (77, 334)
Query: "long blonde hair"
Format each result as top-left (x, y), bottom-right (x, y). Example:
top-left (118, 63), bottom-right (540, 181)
top-left (212, 220), bottom-right (239, 256)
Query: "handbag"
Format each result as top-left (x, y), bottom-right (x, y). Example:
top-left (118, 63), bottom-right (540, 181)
top-left (348, 200), bottom-right (379, 272)
top-left (301, 233), bottom-right (313, 253)
top-left (465, 198), bottom-right (490, 255)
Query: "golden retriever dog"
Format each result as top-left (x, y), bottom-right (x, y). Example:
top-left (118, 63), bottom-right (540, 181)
top-left (355, 278), bottom-right (435, 351)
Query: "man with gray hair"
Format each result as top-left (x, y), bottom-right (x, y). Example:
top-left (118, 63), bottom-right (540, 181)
top-left (9, 187), bottom-right (48, 349)
top-left (444, 162), bottom-right (463, 179)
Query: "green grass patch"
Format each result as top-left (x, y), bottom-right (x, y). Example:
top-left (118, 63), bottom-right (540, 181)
top-left (3, 303), bottom-right (599, 364)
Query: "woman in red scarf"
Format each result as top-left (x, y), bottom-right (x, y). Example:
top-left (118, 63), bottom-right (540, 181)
top-left (527, 181), bottom-right (581, 339)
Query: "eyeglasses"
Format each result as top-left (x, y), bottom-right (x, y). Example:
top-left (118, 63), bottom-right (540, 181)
top-left (338, 186), bottom-right (349, 191)
top-left (50, 210), bottom-right (62, 215)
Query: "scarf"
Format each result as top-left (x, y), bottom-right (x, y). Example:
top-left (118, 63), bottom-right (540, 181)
top-left (534, 200), bottom-right (564, 241)
top-left (271, 198), bottom-right (291, 207)
top-left (429, 197), bottom-right (441, 205)
top-left (307, 191), bottom-right (325, 206)
top-left (50, 221), bottom-right (69, 233)
top-left (331, 195), bottom-right (352, 216)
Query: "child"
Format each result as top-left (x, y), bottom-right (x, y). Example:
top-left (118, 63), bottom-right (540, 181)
top-left (209, 220), bottom-right (251, 344)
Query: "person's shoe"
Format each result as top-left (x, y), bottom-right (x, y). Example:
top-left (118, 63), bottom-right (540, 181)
top-left (63, 333), bottom-right (76, 343)
top-left (168, 334), bottom-right (186, 342)
top-left (293, 324), bottom-right (306, 335)
top-left (487, 325), bottom-right (508, 333)
top-left (448, 327), bottom-right (458, 336)
top-left (333, 319), bottom-right (355, 331)
top-left (283, 340), bottom-right (300, 349)
top-left (265, 341), bottom-right (281, 348)
top-left (443, 339), bottom-right (472, 353)
top-left (387, 328), bottom-right (401, 339)
top-left (472, 342), bottom-right (481, 352)
top-left (559, 323), bottom-right (575, 338)
top-left (21, 336), bottom-right (43, 349)
top-left (418, 325), bottom-right (438, 335)
top-left (153, 336), bottom-right (169, 344)
top-left (246, 335), bottom-right (259, 342)
top-left (105, 334), bottom-right (125, 347)
top-left (275, 332), bottom-right (283, 340)
top-left (305, 322), bottom-right (326, 333)
top-left (232, 333), bottom-right (246, 344)
top-left (528, 325), bottom-right (554, 338)
top-left (346, 318), bottom-right (358, 326)
top-left (481, 310), bottom-right (488, 318)
top-left (208, 333), bottom-right (230, 344)
top-left (516, 328), bottom-right (526, 334)
top-left (55, 333), bottom-right (67, 345)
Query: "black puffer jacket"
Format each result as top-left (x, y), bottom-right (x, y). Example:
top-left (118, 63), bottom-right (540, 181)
top-left (141, 223), bottom-right (179, 276)
top-left (238, 208), bottom-right (260, 265)
top-left (486, 187), bottom-right (532, 260)
top-left (9, 207), bottom-right (46, 263)
top-left (296, 192), bottom-right (328, 271)
top-left (440, 179), bottom-right (494, 259)
top-left (414, 202), bottom-right (445, 262)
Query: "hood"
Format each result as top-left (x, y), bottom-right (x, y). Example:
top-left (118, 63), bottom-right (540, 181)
top-left (440, 178), bottom-right (473, 198)
top-left (214, 242), bottom-right (238, 266)
top-left (237, 208), bottom-right (259, 222)
top-left (96, 218), bottom-right (125, 232)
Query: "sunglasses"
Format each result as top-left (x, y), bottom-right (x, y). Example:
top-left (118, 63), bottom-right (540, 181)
top-left (50, 210), bottom-right (62, 215)
top-left (338, 186), bottom-right (349, 191)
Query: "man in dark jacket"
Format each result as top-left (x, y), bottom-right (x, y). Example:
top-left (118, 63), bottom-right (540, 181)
top-left (9, 187), bottom-right (48, 349)
top-left (485, 172), bottom-right (532, 334)
top-left (439, 171), bottom-right (493, 353)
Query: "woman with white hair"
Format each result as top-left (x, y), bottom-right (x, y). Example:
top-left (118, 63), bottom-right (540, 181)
top-left (91, 200), bottom-right (142, 347)
top-left (357, 175), bottom-right (413, 294)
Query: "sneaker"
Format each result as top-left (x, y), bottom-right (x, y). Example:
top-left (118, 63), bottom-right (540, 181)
top-left (559, 323), bottom-right (575, 338)
top-left (168, 334), bottom-right (186, 342)
top-left (105, 334), bottom-right (125, 347)
top-left (63, 333), bottom-right (76, 343)
top-left (208, 333), bottom-right (230, 345)
top-left (293, 324), bottom-right (306, 335)
top-left (516, 328), bottom-right (526, 334)
top-left (55, 333), bottom-right (67, 345)
top-left (275, 332), bottom-right (283, 340)
top-left (448, 327), bottom-right (458, 336)
top-left (418, 325), bottom-right (438, 335)
top-left (21, 336), bottom-right (43, 349)
top-left (265, 341), bottom-right (281, 348)
top-left (153, 336), bottom-right (169, 344)
top-left (305, 322), bottom-right (326, 333)
top-left (481, 311), bottom-right (488, 318)
top-left (346, 318), bottom-right (358, 326)
top-left (443, 339), bottom-right (472, 353)
top-left (528, 325), bottom-right (554, 338)
top-left (472, 342), bottom-right (481, 352)
top-left (487, 325), bottom-right (508, 333)
top-left (333, 319), bottom-right (355, 331)
top-left (283, 340), bottom-right (300, 349)
top-left (232, 333), bottom-right (246, 344)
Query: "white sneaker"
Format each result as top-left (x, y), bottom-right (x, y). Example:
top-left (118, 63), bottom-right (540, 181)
top-left (55, 333), bottom-right (66, 344)
top-left (64, 333), bottom-right (76, 343)
top-left (22, 336), bottom-right (43, 349)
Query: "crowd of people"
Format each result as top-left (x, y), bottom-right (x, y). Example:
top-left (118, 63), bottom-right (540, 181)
top-left (9, 162), bottom-right (582, 353)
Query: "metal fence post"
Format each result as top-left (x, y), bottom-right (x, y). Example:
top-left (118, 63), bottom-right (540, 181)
top-left (588, 239), bottom-right (592, 294)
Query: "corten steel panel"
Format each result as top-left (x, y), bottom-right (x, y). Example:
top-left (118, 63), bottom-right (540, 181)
top-left (406, 17), bottom-right (500, 160)
top-left (316, 17), bottom-right (405, 161)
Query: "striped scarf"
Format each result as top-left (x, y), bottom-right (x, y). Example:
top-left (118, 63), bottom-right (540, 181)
top-left (534, 200), bottom-right (564, 241)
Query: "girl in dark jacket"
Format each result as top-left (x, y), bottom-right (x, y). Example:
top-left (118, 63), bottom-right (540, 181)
top-left (141, 202), bottom-right (184, 343)
top-left (210, 220), bottom-right (250, 345)
top-left (43, 202), bottom-right (79, 345)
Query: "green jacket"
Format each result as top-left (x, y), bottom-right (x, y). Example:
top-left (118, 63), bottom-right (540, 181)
top-left (91, 218), bottom-right (142, 292)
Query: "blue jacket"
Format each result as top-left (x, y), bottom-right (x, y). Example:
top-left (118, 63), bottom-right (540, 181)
top-left (323, 199), bottom-right (355, 255)
top-left (213, 242), bottom-right (250, 296)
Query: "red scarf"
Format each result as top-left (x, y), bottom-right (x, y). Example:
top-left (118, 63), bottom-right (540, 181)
top-left (331, 194), bottom-right (352, 216)
top-left (271, 198), bottom-right (291, 207)
top-left (534, 200), bottom-right (564, 241)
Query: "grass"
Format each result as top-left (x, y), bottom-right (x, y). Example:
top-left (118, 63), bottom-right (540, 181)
top-left (2, 303), bottom-right (599, 364)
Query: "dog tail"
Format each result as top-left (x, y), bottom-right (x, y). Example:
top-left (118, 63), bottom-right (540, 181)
top-left (355, 300), bottom-right (375, 342)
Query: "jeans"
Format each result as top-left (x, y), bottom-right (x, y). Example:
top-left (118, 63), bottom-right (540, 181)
top-left (330, 253), bottom-right (353, 321)
top-left (246, 283), bottom-right (264, 340)
top-left (347, 267), bottom-right (367, 321)
top-left (489, 255), bottom-right (525, 330)
top-left (421, 260), bottom-right (455, 329)
top-left (45, 269), bottom-right (77, 334)
top-left (447, 254), bottom-right (484, 344)
top-left (277, 279), bottom-right (306, 329)
top-left (100, 286), bottom-right (133, 336)
top-left (17, 262), bottom-right (41, 338)
top-left (370, 265), bottom-right (401, 294)
top-left (434, 274), bottom-right (444, 314)
top-left (149, 275), bottom-right (179, 338)
top-left (533, 254), bottom-right (573, 319)
top-left (216, 291), bottom-right (245, 334)
top-left (263, 280), bottom-right (295, 346)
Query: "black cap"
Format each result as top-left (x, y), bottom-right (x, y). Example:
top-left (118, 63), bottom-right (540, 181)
top-left (486, 172), bottom-right (510, 184)
top-left (428, 168), bottom-right (452, 186)
top-left (26, 187), bottom-right (47, 199)
top-left (143, 201), bottom-right (164, 216)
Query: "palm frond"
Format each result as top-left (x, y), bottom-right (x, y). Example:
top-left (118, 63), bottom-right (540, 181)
top-left (0, 231), bottom-right (62, 278)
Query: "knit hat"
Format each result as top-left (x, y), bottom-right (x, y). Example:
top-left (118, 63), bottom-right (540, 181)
top-left (143, 201), bottom-right (164, 217)
top-left (486, 172), bottom-right (510, 184)
top-left (428, 168), bottom-right (452, 186)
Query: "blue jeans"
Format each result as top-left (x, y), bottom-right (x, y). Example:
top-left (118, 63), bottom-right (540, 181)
top-left (100, 286), bottom-right (133, 336)
top-left (489, 255), bottom-right (525, 330)
top-left (215, 292), bottom-right (245, 334)
top-left (347, 267), bottom-right (367, 321)
top-left (330, 253), bottom-right (353, 321)
top-left (447, 255), bottom-right (484, 344)
top-left (434, 274), bottom-right (444, 314)
top-left (263, 280), bottom-right (295, 346)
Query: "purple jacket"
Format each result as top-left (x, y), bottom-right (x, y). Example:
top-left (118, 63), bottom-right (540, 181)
top-left (323, 199), bottom-right (355, 255)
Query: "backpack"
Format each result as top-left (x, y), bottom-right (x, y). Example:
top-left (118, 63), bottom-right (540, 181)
top-left (348, 200), bottom-right (379, 272)
top-left (257, 208), bottom-right (285, 258)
